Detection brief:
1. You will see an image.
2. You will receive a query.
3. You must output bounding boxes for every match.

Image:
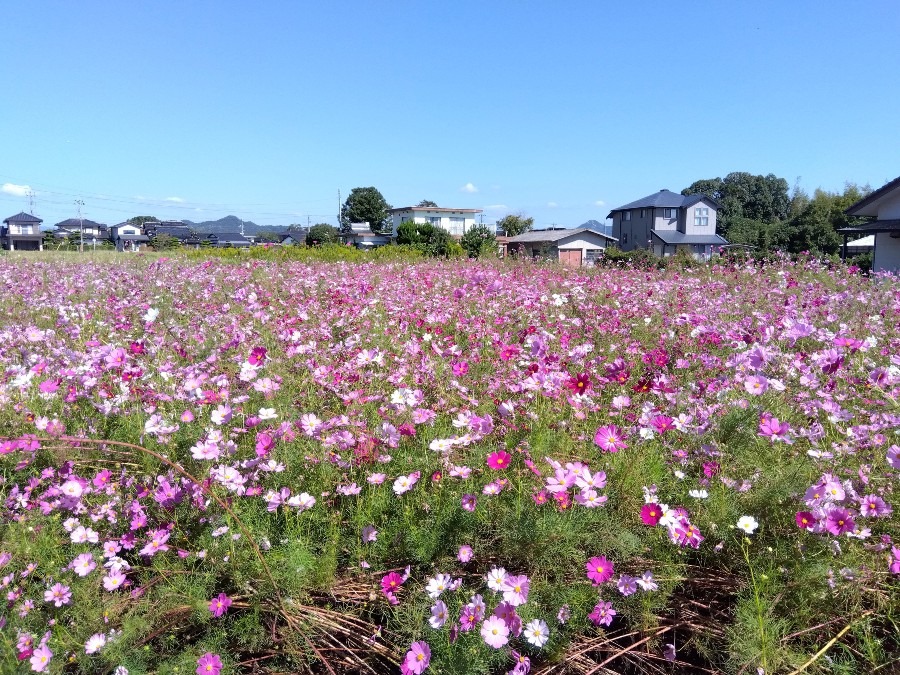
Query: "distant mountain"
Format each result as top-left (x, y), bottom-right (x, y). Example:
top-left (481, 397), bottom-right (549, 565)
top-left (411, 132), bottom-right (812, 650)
top-left (181, 215), bottom-right (281, 235)
top-left (580, 219), bottom-right (613, 237)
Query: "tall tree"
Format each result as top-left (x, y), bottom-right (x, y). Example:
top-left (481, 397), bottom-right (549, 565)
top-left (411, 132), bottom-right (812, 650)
top-left (307, 223), bottom-right (340, 246)
top-left (460, 224), bottom-right (497, 258)
top-left (682, 172), bottom-right (790, 237)
top-left (340, 187), bottom-right (392, 234)
top-left (781, 183), bottom-right (871, 255)
top-left (497, 214), bottom-right (534, 237)
top-left (417, 200), bottom-right (438, 207)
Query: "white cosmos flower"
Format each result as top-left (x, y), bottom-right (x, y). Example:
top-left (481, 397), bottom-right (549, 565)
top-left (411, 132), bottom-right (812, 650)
top-left (524, 618), bottom-right (550, 648)
top-left (736, 515), bottom-right (759, 534)
top-left (258, 408), bottom-right (277, 420)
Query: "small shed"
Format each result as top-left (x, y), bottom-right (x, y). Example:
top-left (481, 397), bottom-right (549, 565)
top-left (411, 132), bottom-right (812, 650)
top-left (507, 228), bottom-right (617, 267)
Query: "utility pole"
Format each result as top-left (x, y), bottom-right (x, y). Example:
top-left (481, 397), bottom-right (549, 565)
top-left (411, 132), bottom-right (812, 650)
top-left (28, 190), bottom-right (35, 215)
top-left (75, 200), bottom-right (85, 253)
top-left (337, 189), bottom-right (341, 228)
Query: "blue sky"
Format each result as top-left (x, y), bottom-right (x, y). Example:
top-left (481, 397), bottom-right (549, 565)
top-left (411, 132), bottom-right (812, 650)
top-left (2, 1), bottom-right (898, 229)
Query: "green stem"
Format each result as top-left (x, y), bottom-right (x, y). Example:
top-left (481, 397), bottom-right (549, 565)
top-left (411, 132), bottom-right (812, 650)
top-left (742, 537), bottom-right (768, 672)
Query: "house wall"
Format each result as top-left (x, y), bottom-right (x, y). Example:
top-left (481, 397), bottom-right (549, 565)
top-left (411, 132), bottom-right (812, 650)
top-left (557, 233), bottom-right (611, 265)
top-left (653, 208), bottom-right (679, 233)
top-left (873, 233), bottom-right (900, 274)
top-left (682, 199), bottom-right (718, 235)
top-left (392, 209), bottom-right (478, 236)
top-left (614, 210), bottom-right (652, 251)
top-left (876, 194), bottom-right (900, 219)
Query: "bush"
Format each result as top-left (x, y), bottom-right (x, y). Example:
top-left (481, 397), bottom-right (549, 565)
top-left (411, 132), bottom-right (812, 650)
top-left (460, 225), bottom-right (497, 258)
top-left (598, 247), bottom-right (667, 269)
top-left (306, 223), bottom-right (340, 246)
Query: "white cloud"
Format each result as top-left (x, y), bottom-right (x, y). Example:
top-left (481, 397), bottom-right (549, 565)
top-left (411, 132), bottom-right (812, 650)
top-left (547, 201), bottom-right (558, 208)
top-left (165, 196), bottom-right (185, 203)
top-left (2, 183), bottom-right (31, 197)
top-left (594, 200), bottom-right (605, 207)
top-left (485, 204), bottom-right (508, 211)
top-left (460, 182), bottom-right (478, 193)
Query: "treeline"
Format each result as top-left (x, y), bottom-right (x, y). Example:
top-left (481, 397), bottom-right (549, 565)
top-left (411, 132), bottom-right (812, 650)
top-left (682, 172), bottom-right (871, 256)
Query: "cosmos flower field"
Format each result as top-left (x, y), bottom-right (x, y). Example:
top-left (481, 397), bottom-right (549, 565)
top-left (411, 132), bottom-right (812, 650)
top-left (0, 254), bottom-right (898, 674)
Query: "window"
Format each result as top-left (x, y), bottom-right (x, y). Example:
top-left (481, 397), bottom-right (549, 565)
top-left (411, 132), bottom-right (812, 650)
top-left (640, 209), bottom-right (645, 218)
top-left (585, 249), bottom-right (602, 263)
top-left (694, 207), bottom-right (709, 226)
top-left (429, 216), bottom-right (441, 228)
top-left (622, 211), bottom-right (631, 221)
top-left (663, 208), bottom-right (676, 219)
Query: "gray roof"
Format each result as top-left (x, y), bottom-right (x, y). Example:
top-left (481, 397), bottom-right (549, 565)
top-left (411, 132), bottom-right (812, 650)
top-left (508, 227), bottom-right (617, 243)
top-left (3, 211), bottom-right (42, 224)
top-left (650, 230), bottom-right (729, 246)
top-left (207, 232), bottom-right (251, 243)
top-left (838, 219), bottom-right (900, 234)
top-left (55, 218), bottom-right (107, 231)
top-left (116, 234), bottom-right (150, 241)
top-left (844, 176), bottom-right (900, 217)
top-left (607, 190), bottom-right (718, 217)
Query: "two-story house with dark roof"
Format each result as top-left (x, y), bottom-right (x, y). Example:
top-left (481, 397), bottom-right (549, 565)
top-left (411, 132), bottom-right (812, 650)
top-left (53, 218), bottom-right (109, 243)
top-left (2, 212), bottom-right (44, 250)
top-left (607, 189), bottom-right (727, 259)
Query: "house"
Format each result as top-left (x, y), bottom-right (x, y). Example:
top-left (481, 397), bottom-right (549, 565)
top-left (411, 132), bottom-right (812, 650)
top-left (839, 176), bottom-right (900, 273)
top-left (607, 189), bottom-right (727, 259)
top-left (205, 232), bottom-right (252, 248)
top-left (342, 222), bottom-right (391, 248)
top-left (144, 221), bottom-right (202, 247)
top-left (2, 212), bottom-right (43, 251)
top-left (53, 218), bottom-right (109, 242)
top-left (110, 222), bottom-right (150, 252)
top-left (506, 227), bottom-right (617, 267)
top-left (391, 207), bottom-right (483, 237)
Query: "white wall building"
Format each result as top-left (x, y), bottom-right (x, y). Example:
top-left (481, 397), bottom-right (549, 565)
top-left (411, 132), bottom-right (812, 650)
top-left (841, 175), bottom-right (900, 274)
top-left (391, 207), bottom-right (483, 237)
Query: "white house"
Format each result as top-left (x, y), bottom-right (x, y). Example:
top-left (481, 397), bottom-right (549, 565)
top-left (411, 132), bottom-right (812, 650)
top-left (841, 176), bottom-right (900, 274)
top-left (506, 227), bottom-right (617, 267)
top-left (110, 223), bottom-right (150, 252)
top-left (607, 189), bottom-right (727, 259)
top-left (1, 212), bottom-right (43, 251)
top-left (391, 207), bottom-right (483, 237)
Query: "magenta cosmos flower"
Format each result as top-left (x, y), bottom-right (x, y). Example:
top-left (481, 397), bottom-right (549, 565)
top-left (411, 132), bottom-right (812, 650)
top-left (588, 600), bottom-right (616, 626)
top-left (594, 425), bottom-right (626, 452)
top-left (586, 556), bottom-right (614, 585)
top-left (208, 592), bottom-right (232, 618)
top-left (487, 450), bottom-right (512, 470)
top-left (640, 503), bottom-right (662, 525)
top-left (196, 652), bottom-right (223, 675)
top-left (402, 641), bottom-right (431, 674)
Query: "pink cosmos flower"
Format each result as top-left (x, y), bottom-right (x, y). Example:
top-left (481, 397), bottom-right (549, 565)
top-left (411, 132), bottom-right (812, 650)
top-left (594, 425), bottom-right (626, 452)
top-left (103, 569), bottom-right (127, 591)
top-left (30, 644), bottom-right (52, 672)
top-left (72, 552), bottom-right (97, 577)
top-left (403, 641), bottom-right (431, 674)
top-left (487, 450), bottom-right (512, 470)
top-left (196, 652), bottom-right (223, 675)
top-left (458, 545), bottom-right (474, 563)
top-left (859, 495), bottom-right (892, 518)
top-left (44, 582), bottom-right (71, 607)
top-left (461, 494), bottom-right (477, 512)
top-left (588, 600), bottom-right (616, 626)
top-left (758, 415), bottom-right (792, 443)
top-left (616, 574), bottom-right (638, 596)
top-left (890, 547), bottom-right (900, 575)
top-left (744, 375), bottom-right (768, 395)
top-left (481, 615), bottom-right (510, 648)
top-left (586, 556), bottom-right (614, 585)
top-left (502, 574), bottom-right (530, 606)
top-left (825, 508), bottom-right (855, 536)
top-left (208, 592), bottom-right (232, 618)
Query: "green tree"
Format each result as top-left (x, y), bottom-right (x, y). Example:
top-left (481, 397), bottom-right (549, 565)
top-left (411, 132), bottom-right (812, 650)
top-left (340, 187), bottom-right (392, 234)
top-left (682, 172), bottom-right (790, 237)
top-left (306, 223), bottom-right (340, 246)
top-left (781, 184), bottom-right (871, 255)
top-left (127, 216), bottom-right (160, 227)
top-left (497, 214), bottom-right (534, 237)
top-left (150, 233), bottom-right (180, 251)
top-left (394, 220), bottom-right (451, 256)
top-left (460, 224), bottom-right (497, 258)
top-left (255, 230), bottom-right (281, 243)
top-left (417, 200), bottom-right (438, 207)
